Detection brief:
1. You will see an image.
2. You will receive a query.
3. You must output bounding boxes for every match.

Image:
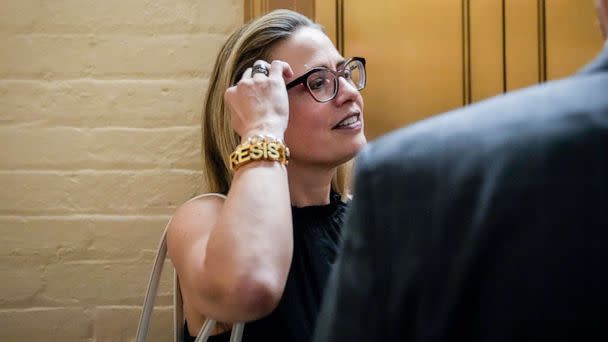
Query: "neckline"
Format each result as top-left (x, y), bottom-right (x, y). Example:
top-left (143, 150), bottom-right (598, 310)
top-left (291, 191), bottom-right (343, 217)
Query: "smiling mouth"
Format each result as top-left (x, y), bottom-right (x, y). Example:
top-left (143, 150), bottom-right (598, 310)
top-left (333, 113), bottom-right (361, 129)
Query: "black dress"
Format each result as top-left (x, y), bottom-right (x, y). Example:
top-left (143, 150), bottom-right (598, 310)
top-left (185, 191), bottom-right (347, 342)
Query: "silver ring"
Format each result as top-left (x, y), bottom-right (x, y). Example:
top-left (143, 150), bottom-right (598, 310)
top-left (252, 64), bottom-right (269, 77)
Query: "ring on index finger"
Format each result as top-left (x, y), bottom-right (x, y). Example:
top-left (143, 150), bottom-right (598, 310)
top-left (251, 64), bottom-right (269, 77)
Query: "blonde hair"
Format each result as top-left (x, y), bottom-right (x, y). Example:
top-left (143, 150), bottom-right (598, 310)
top-left (202, 9), bottom-right (353, 196)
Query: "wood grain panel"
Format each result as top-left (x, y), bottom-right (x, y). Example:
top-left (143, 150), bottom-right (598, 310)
top-left (545, 0), bottom-right (605, 80)
top-left (343, 0), bottom-right (464, 139)
top-left (504, 0), bottom-right (540, 91)
top-left (313, 0), bottom-right (337, 46)
top-left (469, 0), bottom-right (504, 102)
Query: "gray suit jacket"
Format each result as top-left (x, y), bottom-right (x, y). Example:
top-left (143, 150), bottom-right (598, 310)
top-left (314, 45), bottom-right (608, 341)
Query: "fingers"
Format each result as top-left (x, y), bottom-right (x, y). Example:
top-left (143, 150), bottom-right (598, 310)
top-left (225, 59), bottom-right (291, 139)
top-left (239, 59), bottom-right (293, 82)
top-left (268, 60), bottom-right (294, 81)
top-left (242, 67), bottom-right (253, 80)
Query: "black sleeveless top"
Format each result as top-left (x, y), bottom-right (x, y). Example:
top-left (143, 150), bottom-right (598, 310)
top-left (185, 191), bottom-right (347, 342)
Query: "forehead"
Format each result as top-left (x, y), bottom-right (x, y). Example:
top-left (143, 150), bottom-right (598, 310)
top-left (270, 27), bottom-right (343, 77)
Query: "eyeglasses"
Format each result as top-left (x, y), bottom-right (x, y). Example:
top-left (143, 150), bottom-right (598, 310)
top-left (285, 57), bottom-right (366, 103)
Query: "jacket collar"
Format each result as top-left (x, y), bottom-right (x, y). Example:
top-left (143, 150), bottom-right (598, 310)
top-left (579, 41), bottom-right (608, 74)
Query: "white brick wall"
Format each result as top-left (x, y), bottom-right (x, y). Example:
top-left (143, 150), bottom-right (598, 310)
top-left (0, 1), bottom-right (243, 340)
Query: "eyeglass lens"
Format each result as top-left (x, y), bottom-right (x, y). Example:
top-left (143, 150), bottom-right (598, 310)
top-left (307, 59), bottom-right (365, 102)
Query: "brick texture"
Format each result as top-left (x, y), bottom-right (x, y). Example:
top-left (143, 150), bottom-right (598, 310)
top-left (0, 1), bottom-right (243, 340)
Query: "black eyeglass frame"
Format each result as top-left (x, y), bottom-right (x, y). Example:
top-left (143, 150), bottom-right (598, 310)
top-left (285, 57), bottom-right (366, 103)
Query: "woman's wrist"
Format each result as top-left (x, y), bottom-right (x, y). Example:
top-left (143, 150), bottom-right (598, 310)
top-left (230, 134), bottom-right (290, 172)
top-left (239, 121), bottom-right (286, 142)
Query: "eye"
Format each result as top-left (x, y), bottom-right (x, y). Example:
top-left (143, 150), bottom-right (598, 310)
top-left (308, 75), bottom-right (330, 90)
top-left (343, 68), bottom-right (352, 79)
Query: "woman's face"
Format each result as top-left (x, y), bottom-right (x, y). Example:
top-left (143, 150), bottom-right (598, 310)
top-left (270, 27), bottom-right (366, 168)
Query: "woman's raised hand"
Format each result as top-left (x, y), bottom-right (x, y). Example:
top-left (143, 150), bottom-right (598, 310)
top-left (224, 60), bottom-right (294, 140)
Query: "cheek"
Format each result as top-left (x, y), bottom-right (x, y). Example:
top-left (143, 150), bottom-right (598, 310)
top-left (285, 109), bottom-right (311, 145)
top-left (284, 97), bottom-right (306, 143)
top-left (287, 95), bottom-right (321, 129)
top-left (285, 98), bottom-right (329, 147)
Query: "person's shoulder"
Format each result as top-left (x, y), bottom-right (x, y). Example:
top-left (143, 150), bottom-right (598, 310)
top-left (167, 193), bottom-right (226, 244)
top-left (359, 71), bottom-right (608, 172)
top-left (173, 193), bottom-right (226, 219)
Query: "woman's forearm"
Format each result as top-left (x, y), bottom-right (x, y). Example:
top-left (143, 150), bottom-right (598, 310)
top-left (202, 160), bottom-right (293, 319)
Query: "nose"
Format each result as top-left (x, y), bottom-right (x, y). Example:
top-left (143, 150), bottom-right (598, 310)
top-left (333, 76), bottom-right (360, 106)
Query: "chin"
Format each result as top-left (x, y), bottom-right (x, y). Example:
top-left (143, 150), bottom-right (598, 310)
top-left (352, 132), bottom-right (368, 152)
top-left (338, 135), bottom-right (367, 164)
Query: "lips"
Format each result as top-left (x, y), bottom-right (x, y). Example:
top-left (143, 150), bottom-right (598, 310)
top-left (333, 113), bottom-right (361, 129)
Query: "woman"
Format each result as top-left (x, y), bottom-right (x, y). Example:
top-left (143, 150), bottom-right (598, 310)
top-left (167, 9), bottom-right (367, 341)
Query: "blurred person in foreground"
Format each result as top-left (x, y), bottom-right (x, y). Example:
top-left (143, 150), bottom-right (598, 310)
top-left (315, 1), bottom-right (608, 341)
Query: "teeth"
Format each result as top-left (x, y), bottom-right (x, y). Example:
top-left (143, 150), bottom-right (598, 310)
top-left (338, 115), bottom-right (358, 127)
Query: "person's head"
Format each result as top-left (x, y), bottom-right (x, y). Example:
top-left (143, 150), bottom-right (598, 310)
top-left (203, 9), bottom-right (366, 194)
top-left (596, 0), bottom-right (608, 39)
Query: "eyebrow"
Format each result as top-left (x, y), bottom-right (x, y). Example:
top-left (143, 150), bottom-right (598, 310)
top-left (307, 59), bottom-right (348, 71)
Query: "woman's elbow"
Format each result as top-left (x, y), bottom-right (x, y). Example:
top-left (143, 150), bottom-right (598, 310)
top-left (196, 271), bottom-right (285, 322)
top-left (230, 272), bottom-right (284, 320)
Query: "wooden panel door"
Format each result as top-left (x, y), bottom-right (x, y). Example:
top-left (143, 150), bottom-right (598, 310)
top-left (342, 1), bottom-right (466, 139)
top-left (545, 0), bottom-right (605, 80)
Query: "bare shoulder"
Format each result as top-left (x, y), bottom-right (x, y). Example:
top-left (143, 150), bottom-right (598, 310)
top-left (171, 194), bottom-right (226, 228)
top-left (166, 194), bottom-right (226, 260)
